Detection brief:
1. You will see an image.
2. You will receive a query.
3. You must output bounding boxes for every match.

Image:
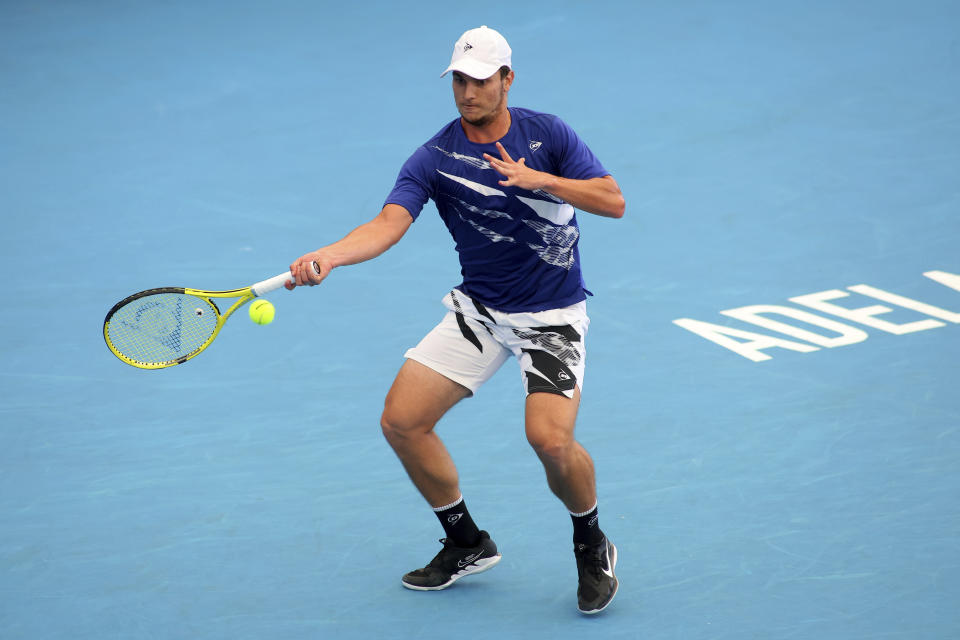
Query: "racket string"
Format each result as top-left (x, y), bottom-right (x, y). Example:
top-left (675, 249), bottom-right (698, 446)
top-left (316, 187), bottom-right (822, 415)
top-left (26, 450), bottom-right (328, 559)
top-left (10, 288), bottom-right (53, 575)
top-left (107, 293), bottom-right (219, 365)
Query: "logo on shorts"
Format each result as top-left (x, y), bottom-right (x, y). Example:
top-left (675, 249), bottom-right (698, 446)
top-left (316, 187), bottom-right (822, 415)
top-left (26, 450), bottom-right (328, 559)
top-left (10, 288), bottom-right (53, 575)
top-left (557, 371), bottom-right (570, 382)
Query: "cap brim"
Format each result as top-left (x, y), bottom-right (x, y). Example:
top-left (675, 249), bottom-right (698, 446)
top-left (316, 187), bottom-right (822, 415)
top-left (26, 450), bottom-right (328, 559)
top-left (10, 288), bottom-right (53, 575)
top-left (440, 58), bottom-right (503, 79)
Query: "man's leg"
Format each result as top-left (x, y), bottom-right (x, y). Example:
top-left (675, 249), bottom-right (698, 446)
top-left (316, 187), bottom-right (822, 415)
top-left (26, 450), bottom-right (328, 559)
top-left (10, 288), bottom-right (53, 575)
top-left (381, 358), bottom-right (502, 590)
top-left (524, 387), bottom-right (597, 513)
top-left (525, 387), bottom-right (618, 614)
top-left (381, 358), bottom-right (470, 509)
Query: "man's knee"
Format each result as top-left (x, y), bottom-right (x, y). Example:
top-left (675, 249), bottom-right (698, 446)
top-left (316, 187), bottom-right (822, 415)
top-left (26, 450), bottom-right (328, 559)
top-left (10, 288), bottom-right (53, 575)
top-left (381, 360), bottom-right (469, 445)
top-left (380, 391), bottom-right (445, 447)
top-left (526, 421), bottom-right (575, 463)
top-left (380, 402), bottom-right (420, 445)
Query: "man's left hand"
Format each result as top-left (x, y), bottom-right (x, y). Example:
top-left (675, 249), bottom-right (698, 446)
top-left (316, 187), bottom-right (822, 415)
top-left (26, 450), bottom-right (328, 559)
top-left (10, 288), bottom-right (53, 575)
top-left (483, 142), bottom-right (551, 191)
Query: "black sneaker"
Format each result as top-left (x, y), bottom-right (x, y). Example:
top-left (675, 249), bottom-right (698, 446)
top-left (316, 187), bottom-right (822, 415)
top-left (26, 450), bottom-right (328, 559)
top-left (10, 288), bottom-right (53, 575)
top-left (574, 536), bottom-right (618, 614)
top-left (401, 530), bottom-right (502, 591)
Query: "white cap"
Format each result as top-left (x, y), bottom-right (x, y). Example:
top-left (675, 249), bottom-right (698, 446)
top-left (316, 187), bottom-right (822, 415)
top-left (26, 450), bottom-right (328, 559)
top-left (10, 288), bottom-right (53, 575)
top-left (441, 25), bottom-right (512, 79)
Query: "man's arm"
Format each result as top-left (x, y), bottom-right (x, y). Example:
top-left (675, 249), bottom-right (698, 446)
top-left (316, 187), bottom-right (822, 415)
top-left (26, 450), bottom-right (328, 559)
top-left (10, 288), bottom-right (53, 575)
top-left (483, 142), bottom-right (625, 219)
top-left (287, 203), bottom-right (414, 288)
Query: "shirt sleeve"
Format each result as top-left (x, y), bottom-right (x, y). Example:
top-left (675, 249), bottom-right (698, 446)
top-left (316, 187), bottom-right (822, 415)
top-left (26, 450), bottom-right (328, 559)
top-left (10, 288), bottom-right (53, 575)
top-left (384, 146), bottom-right (434, 221)
top-left (551, 116), bottom-right (609, 181)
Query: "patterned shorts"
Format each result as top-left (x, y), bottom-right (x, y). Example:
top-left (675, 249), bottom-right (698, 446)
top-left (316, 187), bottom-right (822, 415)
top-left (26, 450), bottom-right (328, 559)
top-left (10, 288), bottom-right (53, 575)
top-left (404, 290), bottom-right (589, 398)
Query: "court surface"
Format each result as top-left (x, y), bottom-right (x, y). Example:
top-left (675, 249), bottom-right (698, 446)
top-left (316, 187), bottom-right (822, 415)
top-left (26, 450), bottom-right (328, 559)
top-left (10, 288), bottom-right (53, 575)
top-left (2, 1), bottom-right (958, 638)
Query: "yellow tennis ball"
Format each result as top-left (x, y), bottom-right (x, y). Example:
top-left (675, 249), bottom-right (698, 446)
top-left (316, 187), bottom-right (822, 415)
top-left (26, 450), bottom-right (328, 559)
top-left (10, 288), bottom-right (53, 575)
top-left (249, 299), bottom-right (275, 325)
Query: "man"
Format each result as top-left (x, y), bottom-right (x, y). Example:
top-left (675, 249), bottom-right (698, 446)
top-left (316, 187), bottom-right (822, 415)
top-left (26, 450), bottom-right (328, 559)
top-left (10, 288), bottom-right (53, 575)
top-left (288, 25), bottom-right (625, 614)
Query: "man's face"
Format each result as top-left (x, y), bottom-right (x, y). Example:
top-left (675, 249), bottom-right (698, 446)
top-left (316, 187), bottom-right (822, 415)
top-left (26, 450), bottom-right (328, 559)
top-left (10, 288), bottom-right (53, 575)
top-left (452, 70), bottom-right (513, 127)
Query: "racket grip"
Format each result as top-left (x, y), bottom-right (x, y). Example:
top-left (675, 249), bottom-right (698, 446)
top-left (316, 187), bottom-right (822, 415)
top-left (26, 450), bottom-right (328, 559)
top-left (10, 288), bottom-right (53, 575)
top-left (251, 262), bottom-right (321, 297)
top-left (252, 271), bottom-right (294, 297)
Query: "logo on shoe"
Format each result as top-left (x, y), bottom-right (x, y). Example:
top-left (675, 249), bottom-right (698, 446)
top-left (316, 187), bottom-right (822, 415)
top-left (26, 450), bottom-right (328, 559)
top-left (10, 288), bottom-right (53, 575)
top-left (457, 551), bottom-right (483, 568)
top-left (447, 513), bottom-right (463, 525)
top-left (600, 545), bottom-right (615, 579)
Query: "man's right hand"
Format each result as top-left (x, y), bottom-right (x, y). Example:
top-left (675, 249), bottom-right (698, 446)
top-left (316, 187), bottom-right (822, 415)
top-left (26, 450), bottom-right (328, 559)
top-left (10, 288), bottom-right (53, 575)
top-left (286, 255), bottom-right (328, 289)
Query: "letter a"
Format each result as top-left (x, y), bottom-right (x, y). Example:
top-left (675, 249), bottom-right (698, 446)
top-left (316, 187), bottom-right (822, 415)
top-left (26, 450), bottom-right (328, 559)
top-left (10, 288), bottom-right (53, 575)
top-left (673, 318), bottom-right (819, 362)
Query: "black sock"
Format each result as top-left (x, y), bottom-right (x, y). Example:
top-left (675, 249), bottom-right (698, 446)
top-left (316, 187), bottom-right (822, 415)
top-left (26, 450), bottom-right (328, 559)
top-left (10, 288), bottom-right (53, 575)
top-left (433, 496), bottom-right (481, 548)
top-left (570, 503), bottom-right (605, 546)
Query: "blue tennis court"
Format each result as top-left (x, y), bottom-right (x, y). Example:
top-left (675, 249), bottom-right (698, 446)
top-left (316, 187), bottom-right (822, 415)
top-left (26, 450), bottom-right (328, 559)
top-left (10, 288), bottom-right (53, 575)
top-left (2, 1), bottom-right (958, 638)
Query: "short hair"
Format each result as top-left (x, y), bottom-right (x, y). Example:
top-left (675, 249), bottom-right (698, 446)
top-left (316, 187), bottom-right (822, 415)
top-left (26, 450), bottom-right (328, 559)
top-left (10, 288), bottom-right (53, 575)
top-left (499, 66), bottom-right (511, 79)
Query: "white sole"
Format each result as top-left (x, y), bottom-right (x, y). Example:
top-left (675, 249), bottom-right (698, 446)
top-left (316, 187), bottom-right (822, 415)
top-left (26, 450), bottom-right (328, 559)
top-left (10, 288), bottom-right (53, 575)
top-left (402, 553), bottom-right (502, 591)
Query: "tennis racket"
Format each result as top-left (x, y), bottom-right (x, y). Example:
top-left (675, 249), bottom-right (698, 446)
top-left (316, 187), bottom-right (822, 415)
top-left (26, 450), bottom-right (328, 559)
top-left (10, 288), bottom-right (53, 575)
top-left (103, 266), bottom-right (312, 369)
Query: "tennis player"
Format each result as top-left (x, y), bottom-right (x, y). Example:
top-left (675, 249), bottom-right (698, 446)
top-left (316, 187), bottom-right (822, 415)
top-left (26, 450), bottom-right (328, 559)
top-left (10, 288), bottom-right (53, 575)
top-left (288, 25), bottom-right (625, 614)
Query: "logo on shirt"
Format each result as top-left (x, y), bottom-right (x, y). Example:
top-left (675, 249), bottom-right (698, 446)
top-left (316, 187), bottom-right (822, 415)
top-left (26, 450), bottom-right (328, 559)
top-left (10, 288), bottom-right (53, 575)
top-left (529, 140), bottom-right (543, 151)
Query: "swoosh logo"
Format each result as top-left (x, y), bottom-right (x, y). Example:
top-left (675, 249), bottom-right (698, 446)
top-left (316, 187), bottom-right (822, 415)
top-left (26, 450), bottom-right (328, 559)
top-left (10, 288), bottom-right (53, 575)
top-left (457, 552), bottom-right (483, 568)
top-left (600, 545), bottom-right (615, 579)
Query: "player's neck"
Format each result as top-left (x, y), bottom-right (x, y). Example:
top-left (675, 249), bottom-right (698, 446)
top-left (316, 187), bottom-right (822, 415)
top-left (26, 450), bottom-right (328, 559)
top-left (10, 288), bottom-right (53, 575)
top-left (461, 107), bottom-right (511, 144)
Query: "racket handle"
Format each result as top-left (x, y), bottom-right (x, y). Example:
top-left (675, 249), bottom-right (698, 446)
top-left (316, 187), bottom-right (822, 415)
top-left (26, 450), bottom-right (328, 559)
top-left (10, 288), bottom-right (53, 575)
top-left (251, 262), bottom-right (321, 297)
top-left (252, 271), bottom-right (294, 297)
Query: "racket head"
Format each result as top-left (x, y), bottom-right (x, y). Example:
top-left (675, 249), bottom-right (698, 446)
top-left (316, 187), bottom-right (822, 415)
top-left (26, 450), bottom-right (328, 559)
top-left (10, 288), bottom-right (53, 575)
top-left (103, 287), bottom-right (224, 369)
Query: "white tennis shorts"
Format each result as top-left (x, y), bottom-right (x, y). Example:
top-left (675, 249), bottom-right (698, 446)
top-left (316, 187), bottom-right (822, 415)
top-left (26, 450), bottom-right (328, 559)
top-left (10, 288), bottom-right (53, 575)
top-left (404, 289), bottom-right (590, 398)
